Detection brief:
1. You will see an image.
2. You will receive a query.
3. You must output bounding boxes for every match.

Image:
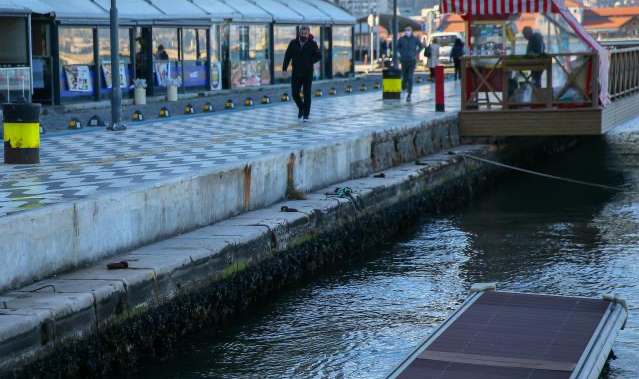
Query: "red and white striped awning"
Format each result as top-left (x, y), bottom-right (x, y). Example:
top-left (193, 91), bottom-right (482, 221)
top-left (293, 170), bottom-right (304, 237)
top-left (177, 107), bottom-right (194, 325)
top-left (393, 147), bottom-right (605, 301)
top-left (439, 0), bottom-right (556, 14)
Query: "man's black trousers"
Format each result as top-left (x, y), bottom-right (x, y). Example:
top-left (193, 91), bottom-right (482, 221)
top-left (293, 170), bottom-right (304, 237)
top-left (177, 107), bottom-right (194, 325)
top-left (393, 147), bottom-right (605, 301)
top-left (292, 75), bottom-right (313, 118)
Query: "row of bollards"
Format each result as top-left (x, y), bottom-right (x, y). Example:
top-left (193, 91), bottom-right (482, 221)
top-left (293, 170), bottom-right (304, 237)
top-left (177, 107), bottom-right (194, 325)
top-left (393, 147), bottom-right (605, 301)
top-left (116, 83), bottom-right (381, 122)
top-left (1, 82), bottom-right (381, 164)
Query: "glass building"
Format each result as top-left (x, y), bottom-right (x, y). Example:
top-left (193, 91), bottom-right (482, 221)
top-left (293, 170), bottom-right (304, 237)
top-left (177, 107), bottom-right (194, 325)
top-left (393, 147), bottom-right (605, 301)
top-left (0, 0), bottom-right (355, 105)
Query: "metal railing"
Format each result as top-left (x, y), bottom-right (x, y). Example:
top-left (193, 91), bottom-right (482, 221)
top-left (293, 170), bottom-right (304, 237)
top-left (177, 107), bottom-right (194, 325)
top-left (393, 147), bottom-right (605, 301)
top-left (0, 67), bottom-right (32, 103)
top-left (608, 47), bottom-right (639, 101)
top-left (461, 52), bottom-right (599, 111)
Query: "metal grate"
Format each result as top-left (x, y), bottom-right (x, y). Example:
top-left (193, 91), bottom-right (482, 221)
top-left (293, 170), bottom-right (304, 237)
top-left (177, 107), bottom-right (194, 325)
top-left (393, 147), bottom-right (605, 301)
top-left (396, 291), bottom-right (610, 379)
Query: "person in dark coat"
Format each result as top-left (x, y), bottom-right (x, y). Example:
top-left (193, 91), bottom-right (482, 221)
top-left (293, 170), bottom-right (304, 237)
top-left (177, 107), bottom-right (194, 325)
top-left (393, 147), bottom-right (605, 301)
top-left (450, 38), bottom-right (465, 81)
top-left (397, 26), bottom-right (424, 102)
top-left (523, 26), bottom-right (545, 87)
top-left (283, 26), bottom-right (322, 121)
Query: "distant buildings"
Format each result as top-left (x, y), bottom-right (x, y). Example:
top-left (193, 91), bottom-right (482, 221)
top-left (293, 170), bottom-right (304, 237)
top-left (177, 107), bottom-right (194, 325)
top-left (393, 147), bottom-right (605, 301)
top-left (436, 2), bottom-right (639, 41)
top-left (583, 7), bottom-right (639, 39)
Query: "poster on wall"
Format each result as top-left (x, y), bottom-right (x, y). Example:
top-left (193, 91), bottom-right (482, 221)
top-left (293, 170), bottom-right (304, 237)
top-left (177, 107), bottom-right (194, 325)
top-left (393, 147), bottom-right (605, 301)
top-left (154, 62), bottom-right (171, 87)
top-left (64, 65), bottom-right (92, 92)
top-left (183, 65), bottom-right (207, 88)
top-left (102, 63), bottom-right (128, 89)
top-left (211, 62), bottom-right (222, 90)
top-left (230, 60), bottom-right (270, 88)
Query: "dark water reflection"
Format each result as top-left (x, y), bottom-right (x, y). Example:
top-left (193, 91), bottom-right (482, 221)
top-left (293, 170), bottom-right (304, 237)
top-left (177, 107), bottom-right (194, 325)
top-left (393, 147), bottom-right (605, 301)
top-left (128, 132), bottom-right (639, 379)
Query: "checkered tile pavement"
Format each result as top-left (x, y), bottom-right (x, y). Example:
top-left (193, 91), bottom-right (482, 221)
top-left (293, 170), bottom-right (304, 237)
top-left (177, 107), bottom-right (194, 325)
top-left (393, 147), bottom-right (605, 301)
top-left (0, 82), bottom-right (461, 217)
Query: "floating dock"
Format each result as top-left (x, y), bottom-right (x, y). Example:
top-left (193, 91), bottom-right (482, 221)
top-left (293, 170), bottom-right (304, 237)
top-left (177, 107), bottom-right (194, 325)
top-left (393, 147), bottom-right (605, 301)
top-left (385, 284), bottom-right (628, 379)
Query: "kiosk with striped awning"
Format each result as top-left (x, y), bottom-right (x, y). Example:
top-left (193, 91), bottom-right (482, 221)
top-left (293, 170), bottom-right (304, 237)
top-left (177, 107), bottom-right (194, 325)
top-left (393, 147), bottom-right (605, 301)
top-left (440, 0), bottom-right (554, 15)
top-left (434, 0), bottom-right (639, 137)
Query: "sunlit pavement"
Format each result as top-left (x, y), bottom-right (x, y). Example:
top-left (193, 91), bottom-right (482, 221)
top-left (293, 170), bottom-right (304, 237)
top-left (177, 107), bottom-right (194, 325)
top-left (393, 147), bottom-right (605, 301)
top-left (0, 81), bottom-right (461, 216)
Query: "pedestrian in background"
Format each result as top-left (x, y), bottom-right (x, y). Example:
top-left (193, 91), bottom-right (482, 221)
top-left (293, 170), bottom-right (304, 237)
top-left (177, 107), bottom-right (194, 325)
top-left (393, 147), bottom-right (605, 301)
top-left (450, 38), bottom-right (465, 81)
top-left (155, 45), bottom-right (169, 61)
top-left (522, 26), bottom-right (545, 87)
top-left (397, 26), bottom-right (424, 102)
top-left (283, 25), bottom-right (322, 122)
top-left (428, 38), bottom-right (440, 82)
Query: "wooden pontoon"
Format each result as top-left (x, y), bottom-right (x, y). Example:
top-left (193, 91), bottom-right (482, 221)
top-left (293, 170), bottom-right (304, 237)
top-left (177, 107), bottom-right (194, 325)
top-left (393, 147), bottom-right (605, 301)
top-left (384, 284), bottom-right (628, 379)
top-left (439, 0), bottom-right (639, 137)
top-left (459, 48), bottom-right (639, 136)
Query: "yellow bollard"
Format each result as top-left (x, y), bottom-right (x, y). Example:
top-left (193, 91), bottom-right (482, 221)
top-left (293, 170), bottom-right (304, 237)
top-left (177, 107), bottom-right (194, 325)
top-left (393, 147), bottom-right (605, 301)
top-left (132, 110), bottom-right (145, 121)
top-left (382, 68), bottom-right (401, 100)
top-left (3, 100), bottom-right (41, 164)
top-left (159, 107), bottom-right (171, 117)
top-left (68, 117), bottom-right (82, 130)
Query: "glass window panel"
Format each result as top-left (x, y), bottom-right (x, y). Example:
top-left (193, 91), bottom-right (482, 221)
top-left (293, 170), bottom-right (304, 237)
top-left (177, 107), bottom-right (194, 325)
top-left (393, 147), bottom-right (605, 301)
top-left (152, 28), bottom-right (178, 61)
top-left (98, 27), bottom-right (131, 64)
top-left (230, 25), bottom-right (248, 61)
top-left (250, 25), bottom-right (269, 61)
top-left (59, 27), bottom-right (94, 66)
top-left (182, 28), bottom-right (198, 61)
top-left (0, 17), bottom-right (28, 65)
top-left (197, 29), bottom-right (207, 61)
top-left (274, 25), bottom-right (296, 83)
top-left (229, 24), bottom-right (271, 88)
top-left (332, 26), bottom-right (353, 78)
top-left (309, 25), bottom-right (322, 80)
top-left (210, 25), bottom-right (220, 62)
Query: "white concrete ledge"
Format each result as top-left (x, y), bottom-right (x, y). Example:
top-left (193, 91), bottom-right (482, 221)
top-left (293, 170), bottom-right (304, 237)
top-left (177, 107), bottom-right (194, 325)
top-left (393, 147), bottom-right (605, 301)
top-left (0, 114), bottom-right (459, 293)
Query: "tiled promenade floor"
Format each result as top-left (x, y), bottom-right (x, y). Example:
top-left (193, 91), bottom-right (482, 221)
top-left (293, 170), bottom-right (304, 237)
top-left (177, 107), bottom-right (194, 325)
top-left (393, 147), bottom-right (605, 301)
top-left (0, 81), bottom-right (461, 217)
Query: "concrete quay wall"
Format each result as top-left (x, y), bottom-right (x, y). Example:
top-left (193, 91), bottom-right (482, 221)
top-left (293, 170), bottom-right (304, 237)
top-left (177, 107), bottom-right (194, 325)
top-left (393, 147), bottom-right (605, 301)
top-left (0, 115), bottom-right (460, 293)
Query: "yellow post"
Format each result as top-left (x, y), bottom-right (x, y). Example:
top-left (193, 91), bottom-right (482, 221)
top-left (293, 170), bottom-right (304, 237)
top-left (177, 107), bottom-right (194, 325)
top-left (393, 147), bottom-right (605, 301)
top-left (382, 68), bottom-right (401, 100)
top-left (3, 101), bottom-right (41, 164)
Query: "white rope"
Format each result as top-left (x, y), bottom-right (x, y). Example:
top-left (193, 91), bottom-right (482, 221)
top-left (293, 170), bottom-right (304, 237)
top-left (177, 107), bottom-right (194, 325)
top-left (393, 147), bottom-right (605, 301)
top-left (454, 152), bottom-right (624, 192)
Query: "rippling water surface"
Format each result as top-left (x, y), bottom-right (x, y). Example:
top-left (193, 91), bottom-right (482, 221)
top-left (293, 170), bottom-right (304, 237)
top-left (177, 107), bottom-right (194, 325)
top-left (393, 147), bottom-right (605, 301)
top-left (128, 125), bottom-right (639, 379)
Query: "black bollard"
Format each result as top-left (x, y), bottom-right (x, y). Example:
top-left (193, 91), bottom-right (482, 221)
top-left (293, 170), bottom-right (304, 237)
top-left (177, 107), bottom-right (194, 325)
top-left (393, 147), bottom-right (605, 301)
top-left (382, 68), bottom-right (401, 100)
top-left (3, 99), bottom-right (41, 164)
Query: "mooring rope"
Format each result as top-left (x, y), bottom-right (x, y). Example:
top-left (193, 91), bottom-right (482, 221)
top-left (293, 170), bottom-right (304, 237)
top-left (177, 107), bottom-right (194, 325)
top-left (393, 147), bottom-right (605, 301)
top-left (452, 152), bottom-right (624, 192)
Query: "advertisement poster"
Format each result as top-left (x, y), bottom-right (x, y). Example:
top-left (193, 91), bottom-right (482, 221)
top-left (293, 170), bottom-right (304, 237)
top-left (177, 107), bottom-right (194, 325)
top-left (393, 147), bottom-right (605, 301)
top-left (154, 62), bottom-right (171, 87)
top-left (231, 59), bottom-right (270, 88)
top-left (211, 61), bottom-right (222, 90)
top-left (64, 65), bottom-right (92, 92)
top-left (183, 65), bottom-right (207, 88)
top-left (102, 63), bottom-right (128, 89)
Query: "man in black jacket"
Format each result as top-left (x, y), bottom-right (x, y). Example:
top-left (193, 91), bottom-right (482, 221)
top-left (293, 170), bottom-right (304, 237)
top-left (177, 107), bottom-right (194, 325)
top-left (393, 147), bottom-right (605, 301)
top-left (283, 26), bottom-right (321, 122)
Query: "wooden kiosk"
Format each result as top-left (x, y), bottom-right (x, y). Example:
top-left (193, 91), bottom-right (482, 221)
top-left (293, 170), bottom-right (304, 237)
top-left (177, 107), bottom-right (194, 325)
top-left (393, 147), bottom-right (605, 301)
top-left (439, 0), bottom-right (639, 136)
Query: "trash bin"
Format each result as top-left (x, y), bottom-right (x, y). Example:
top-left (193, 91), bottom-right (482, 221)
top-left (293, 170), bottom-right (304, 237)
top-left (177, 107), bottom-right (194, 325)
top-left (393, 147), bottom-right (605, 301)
top-left (2, 99), bottom-right (41, 164)
top-left (382, 68), bottom-right (401, 100)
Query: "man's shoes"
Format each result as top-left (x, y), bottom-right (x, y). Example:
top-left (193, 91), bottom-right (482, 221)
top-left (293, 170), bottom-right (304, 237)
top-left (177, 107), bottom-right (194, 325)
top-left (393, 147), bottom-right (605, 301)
top-left (406, 95), bottom-right (412, 102)
top-left (303, 116), bottom-right (310, 122)
top-left (298, 110), bottom-right (303, 120)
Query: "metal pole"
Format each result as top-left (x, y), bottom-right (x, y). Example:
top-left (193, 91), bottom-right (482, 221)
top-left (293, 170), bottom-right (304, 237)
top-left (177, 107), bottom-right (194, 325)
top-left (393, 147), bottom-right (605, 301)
top-left (109, 0), bottom-right (125, 130)
top-left (370, 19), bottom-right (374, 71)
top-left (392, 0), bottom-right (398, 69)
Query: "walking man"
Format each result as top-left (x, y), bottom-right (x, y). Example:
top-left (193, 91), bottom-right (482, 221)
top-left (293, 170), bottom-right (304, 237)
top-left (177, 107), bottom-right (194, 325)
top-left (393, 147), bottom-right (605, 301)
top-left (283, 26), bottom-right (321, 122)
top-left (397, 27), bottom-right (424, 102)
